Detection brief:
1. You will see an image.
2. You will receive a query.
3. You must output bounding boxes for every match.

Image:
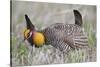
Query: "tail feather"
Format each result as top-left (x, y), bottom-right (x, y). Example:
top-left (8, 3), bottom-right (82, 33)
top-left (73, 10), bottom-right (83, 27)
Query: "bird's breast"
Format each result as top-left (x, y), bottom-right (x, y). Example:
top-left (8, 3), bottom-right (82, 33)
top-left (33, 32), bottom-right (45, 46)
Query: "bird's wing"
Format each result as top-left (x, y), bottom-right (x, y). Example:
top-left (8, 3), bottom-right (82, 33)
top-left (73, 32), bottom-right (88, 48)
top-left (42, 23), bottom-right (88, 53)
top-left (49, 40), bottom-right (72, 53)
top-left (63, 31), bottom-right (88, 50)
top-left (53, 24), bottom-right (88, 52)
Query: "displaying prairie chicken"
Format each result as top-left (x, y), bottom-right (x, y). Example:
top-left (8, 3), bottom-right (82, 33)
top-left (23, 10), bottom-right (88, 53)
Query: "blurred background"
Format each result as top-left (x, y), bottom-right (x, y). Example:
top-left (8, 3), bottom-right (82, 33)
top-left (11, 1), bottom-right (96, 66)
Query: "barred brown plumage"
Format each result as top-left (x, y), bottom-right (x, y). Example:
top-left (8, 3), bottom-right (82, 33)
top-left (41, 10), bottom-right (88, 52)
top-left (42, 23), bottom-right (88, 52)
top-left (24, 10), bottom-right (88, 53)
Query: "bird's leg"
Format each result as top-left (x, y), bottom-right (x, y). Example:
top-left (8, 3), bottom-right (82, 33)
top-left (29, 45), bottom-right (34, 65)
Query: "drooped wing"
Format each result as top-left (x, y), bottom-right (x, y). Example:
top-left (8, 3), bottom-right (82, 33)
top-left (63, 32), bottom-right (88, 52)
top-left (42, 23), bottom-right (88, 53)
top-left (73, 32), bottom-right (88, 48)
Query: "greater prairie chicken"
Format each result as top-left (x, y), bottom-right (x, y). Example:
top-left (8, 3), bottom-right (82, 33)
top-left (23, 10), bottom-right (88, 53)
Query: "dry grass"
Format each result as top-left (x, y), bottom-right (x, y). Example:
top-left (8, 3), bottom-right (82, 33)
top-left (11, 21), bottom-right (96, 66)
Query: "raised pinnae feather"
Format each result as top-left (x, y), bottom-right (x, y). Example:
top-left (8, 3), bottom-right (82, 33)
top-left (25, 14), bottom-right (35, 30)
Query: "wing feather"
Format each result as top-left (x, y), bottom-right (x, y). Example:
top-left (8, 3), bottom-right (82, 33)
top-left (42, 23), bottom-right (88, 53)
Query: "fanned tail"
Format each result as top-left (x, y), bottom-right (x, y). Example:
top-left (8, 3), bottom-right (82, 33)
top-left (73, 10), bottom-right (83, 27)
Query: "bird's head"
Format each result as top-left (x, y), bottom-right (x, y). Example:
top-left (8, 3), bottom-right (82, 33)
top-left (23, 14), bottom-right (45, 47)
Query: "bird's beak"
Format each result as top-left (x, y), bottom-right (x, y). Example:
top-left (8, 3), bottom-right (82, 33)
top-left (23, 38), bottom-right (28, 43)
top-left (23, 37), bottom-right (28, 42)
top-left (23, 38), bottom-right (26, 42)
